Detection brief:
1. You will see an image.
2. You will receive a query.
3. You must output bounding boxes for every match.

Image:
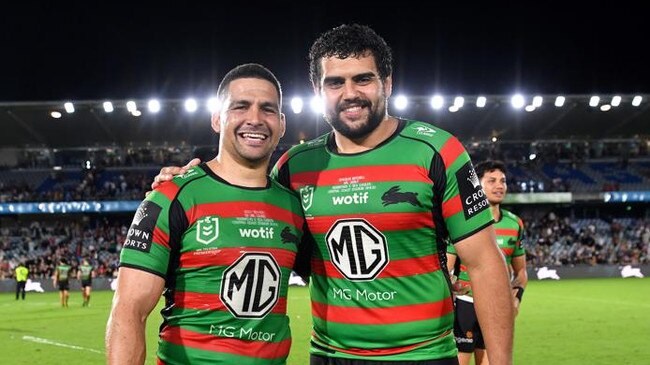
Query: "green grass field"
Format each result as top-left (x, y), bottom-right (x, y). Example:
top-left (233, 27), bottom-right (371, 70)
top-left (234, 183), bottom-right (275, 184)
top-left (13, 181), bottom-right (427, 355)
top-left (1, 278), bottom-right (649, 364)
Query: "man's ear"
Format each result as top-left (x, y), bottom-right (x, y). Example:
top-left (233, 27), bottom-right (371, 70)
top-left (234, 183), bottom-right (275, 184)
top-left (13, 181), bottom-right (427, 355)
top-left (279, 113), bottom-right (286, 138)
top-left (211, 111), bottom-right (221, 134)
top-left (384, 74), bottom-right (393, 98)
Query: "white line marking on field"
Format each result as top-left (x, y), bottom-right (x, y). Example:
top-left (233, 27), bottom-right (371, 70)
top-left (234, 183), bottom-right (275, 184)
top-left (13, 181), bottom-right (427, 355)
top-left (22, 336), bottom-right (103, 354)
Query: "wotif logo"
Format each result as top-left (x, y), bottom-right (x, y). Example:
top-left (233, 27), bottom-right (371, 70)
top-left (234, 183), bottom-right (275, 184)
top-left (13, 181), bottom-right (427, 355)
top-left (239, 227), bottom-right (275, 239)
top-left (332, 192), bottom-right (369, 205)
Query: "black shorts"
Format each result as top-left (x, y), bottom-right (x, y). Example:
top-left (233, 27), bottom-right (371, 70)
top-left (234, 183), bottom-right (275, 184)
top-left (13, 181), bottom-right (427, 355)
top-left (58, 281), bottom-right (69, 291)
top-left (81, 280), bottom-right (92, 288)
top-left (453, 298), bottom-right (484, 352)
top-left (310, 354), bottom-right (458, 365)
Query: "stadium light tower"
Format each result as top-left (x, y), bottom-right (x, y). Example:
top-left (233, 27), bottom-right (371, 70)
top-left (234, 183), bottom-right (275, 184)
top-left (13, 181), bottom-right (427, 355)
top-left (184, 98), bottom-right (198, 113)
top-left (476, 96), bottom-right (487, 108)
top-left (126, 100), bottom-right (137, 113)
top-left (394, 95), bottom-right (408, 110)
top-left (611, 95), bottom-right (621, 107)
top-left (589, 96), bottom-right (600, 107)
top-left (310, 96), bottom-right (324, 114)
top-left (511, 94), bottom-right (525, 109)
top-left (430, 95), bottom-right (444, 110)
top-left (555, 96), bottom-right (565, 107)
top-left (148, 99), bottom-right (161, 113)
top-left (50, 111), bottom-right (62, 119)
top-left (290, 97), bottom-right (303, 114)
top-left (64, 102), bottom-right (75, 113)
top-left (103, 101), bottom-right (114, 113)
top-left (207, 97), bottom-right (220, 113)
top-left (632, 95), bottom-right (643, 106)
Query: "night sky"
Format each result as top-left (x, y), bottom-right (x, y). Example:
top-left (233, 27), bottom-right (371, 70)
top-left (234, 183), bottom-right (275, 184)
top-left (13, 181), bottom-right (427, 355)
top-left (2, 2), bottom-right (649, 102)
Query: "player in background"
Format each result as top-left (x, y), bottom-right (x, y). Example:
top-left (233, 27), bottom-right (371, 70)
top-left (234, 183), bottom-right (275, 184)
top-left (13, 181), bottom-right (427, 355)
top-left (77, 258), bottom-right (95, 307)
top-left (53, 258), bottom-right (71, 307)
top-left (447, 160), bottom-right (527, 365)
top-left (15, 261), bottom-right (29, 300)
top-left (106, 63), bottom-right (304, 365)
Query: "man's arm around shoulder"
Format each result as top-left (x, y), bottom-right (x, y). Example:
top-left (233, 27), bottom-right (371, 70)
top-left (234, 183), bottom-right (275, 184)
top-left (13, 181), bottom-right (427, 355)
top-left (106, 267), bottom-right (165, 365)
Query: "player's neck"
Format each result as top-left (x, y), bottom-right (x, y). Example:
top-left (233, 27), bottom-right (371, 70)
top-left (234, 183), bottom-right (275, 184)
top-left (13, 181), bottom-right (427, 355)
top-left (206, 156), bottom-right (268, 188)
top-left (333, 117), bottom-right (398, 154)
top-left (490, 204), bottom-right (501, 221)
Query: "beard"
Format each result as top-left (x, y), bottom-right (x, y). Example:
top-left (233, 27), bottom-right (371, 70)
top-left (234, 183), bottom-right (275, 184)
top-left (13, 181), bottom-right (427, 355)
top-left (324, 97), bottom-right (386, 139)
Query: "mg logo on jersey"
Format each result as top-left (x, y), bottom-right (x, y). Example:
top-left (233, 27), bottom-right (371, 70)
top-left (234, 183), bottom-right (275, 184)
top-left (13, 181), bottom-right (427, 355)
top-left (325, 218), bottom-right (389, 281)
top-left (196, 216), bottom-right (219, 244)
top-left (221, 253), bottom-right (281, 318)
top-left (299, 185), bottom-right (314, 211)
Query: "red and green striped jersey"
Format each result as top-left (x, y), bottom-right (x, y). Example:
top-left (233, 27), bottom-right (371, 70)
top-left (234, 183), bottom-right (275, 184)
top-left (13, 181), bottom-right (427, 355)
top-left (56, 264), bottom-right (71, 282)
top-left (271, 119), bottom-right (493, 361)
top-left (447, 207), bottom-right (525, 298)
top-left (119, 164), bottom-right (304, 365)
top-left (79, 264), bottom-right (93, 281)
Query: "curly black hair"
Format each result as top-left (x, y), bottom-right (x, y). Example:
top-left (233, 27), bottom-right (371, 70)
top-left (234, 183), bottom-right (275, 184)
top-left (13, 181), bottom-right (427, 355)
top-left (474, 160), bottom-right (508, 179)
top-left (309, 24), bottom-right (393, 89)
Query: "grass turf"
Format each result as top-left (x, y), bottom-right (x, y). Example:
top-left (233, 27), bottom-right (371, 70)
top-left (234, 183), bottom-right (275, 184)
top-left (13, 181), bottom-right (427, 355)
top-left (1, 277), bottom-right (648, 364)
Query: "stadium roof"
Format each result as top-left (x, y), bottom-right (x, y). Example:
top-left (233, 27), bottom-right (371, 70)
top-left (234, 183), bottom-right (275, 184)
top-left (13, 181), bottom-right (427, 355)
top-left (1, 95), bottom-right (648, 148)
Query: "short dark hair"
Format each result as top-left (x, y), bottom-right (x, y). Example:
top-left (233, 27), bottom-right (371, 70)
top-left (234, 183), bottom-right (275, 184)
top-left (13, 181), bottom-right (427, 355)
top-left (474, 160), bottom-right (508, 179)
top-left (309, 24), bottom-right (393, 89)
top-left (216, 63), bottom-right (282, 107)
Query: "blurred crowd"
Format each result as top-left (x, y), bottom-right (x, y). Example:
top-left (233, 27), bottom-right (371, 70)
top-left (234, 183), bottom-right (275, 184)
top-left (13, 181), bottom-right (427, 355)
top-left (1, 212), bottom-right (648, 281)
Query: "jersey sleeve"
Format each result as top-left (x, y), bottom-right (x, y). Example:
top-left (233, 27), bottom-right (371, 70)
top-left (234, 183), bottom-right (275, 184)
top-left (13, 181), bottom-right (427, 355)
top-left (119, 188), bottom-right (175, 279)
top-left (513, 217), bottom-right (526, 257)
top-left (270, 150), bottom-right (291, 190)
top-left (438, 137), bottom-right (494, 243)
top-left (446, 239), bottom-right (458, 255)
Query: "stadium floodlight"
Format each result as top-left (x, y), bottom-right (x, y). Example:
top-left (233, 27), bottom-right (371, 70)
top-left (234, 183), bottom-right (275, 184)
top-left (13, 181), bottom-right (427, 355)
top-left (50, 111), bottom-right (62, 119)
top-left (525, 105), bottom-right (536, 112)
top-left (532, 95), bottom-right (543, 108)
top-left (184, 98), bottom-right (198, 113)
top-left (310, 96), bottom-right (324, 114)
top-left (64, 102), bottom-right (75, 113)
top-left (430, 95), bottom-right (444, 110)
top-left (600, 104), bottom-right (611, 112)
top-left (554, 96), bottom-right (565, 107)
top-left (448, 105), bottom-right (459, 113)
top-left (511, 94), bottom-right (525, 109)
top-left (126, 100), bottom-right (137, 113)
top-left (491, 136), bottom-right (498, 142)
top-left (148, 99), bottom-right (161, 113)
top-left (611, 95), bottom-right (621, 107)
top-left (103, 101), bottom-right (114, 113)
top-left (632, 95), bottom-right (642, 106)
top-left (290, 97), bottom-right (303, 114)
top-left (394, 95), bottom-right (408, 110)
top-left (453, 96), bottom-right (465, 108)
top-left (529, 153), bottom-right (537, 160)
top-left (589, 96), bottom-right (600, 107)
top-left (207, 97), bottom-right (220, 113)
top-left (476, 96), bottom-right (486, 108)
top-left (132, 110), bottom-right (142, 117)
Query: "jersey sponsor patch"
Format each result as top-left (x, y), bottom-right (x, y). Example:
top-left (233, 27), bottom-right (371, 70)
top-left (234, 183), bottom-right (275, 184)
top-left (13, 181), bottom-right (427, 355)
top-left (455, 162), bottom-right (489, 219)
top-left (325, 219), bottom-right (389, 281)
top-left (221, 252), bottom-right (281, 319)
top-left (124, 200), bottom-right (162, 253)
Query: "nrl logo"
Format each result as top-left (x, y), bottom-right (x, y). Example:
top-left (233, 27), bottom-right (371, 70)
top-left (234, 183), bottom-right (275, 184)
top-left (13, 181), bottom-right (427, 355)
top-left (196, 216), bottom-right (219, 244)
top-left (132, 205), bottom-right (148, 226)
top-left (467, 168), bottom-right (480, 188)
top-left (413, 125), bottom-right (436, 136)
top-left (299, 185), bottom-right (314, 211)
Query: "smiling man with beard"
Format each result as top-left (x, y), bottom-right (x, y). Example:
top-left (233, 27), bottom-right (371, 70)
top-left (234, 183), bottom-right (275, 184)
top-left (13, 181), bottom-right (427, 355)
top-left (107, 63), bottom-right (305, 365)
